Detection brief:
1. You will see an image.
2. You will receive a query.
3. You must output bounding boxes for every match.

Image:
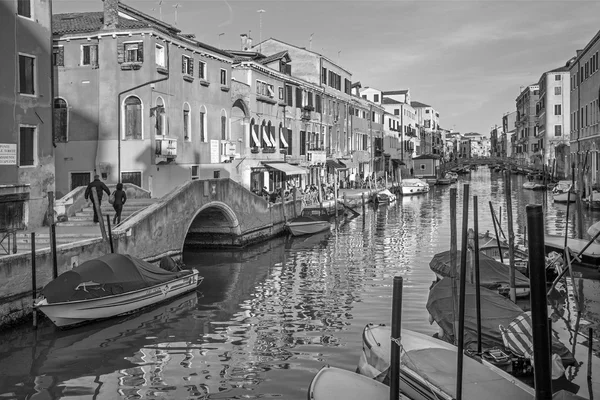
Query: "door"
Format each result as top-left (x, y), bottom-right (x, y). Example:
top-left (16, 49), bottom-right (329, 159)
top-left (71, 172), bottom-right (91, 191)
top-left (121, 171), bottom-right (142, 187)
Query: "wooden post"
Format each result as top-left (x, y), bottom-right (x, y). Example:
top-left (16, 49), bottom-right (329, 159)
top-left (565, 163), bottom-right (575, 249)
top-left (280, 188), bottom-right (287, 224)
top-left (91, 189), bottom-right (108, 242)
top-left (292, 188), bottom-right (298, 218)
top-left (389, 276), bottom-right (403, 400)
top-left (474, 196), bottom-right (482, 355)
top-left (588, 327), bottom-right (594, 380)
top-left (450, 188), bottom-right (459, 344)
top-left (361, 193), bottom-right (365, 213)
top-left (525, 204), bottom-right (553, 400)
top-left (51, 223), bottom-right (58, 279)
top-left (504, 169), bottom-right (517, 303)
top-left (489, 201), bottom-right (504, 264)
top-left (577, 155), bottom-right (584, 239)
top-left (31, 232), bottom-right (37, 329)
top-left (106, 215), bottom-right (114, 254)
top-left (456, 184), bottom-right (470, 400)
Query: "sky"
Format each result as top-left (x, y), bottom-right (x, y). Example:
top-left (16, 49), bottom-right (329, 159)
top-left (52, 0), bottom-right (600, 136)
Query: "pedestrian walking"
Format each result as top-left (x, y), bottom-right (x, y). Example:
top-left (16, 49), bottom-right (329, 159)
top-left (84, 175), bottom-right (110, 223)
top-left (111, 182), bottom-right (127, 225)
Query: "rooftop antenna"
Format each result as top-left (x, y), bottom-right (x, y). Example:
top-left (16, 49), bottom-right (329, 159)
top-left (158, 0), bottom-right (163, 21)
top-left (257, 9), bottom-right (266, 52)
top-left (338, 50), bottom-right (341, 64)
top-left (309, 33), bottom-right (314, 51)
top-left (173, 3), bottom-right (182, 26)
top-left (218, 32), bottom-right (225, 48)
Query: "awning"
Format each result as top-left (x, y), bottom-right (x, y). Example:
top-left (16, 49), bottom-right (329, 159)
top-left (265, 163), bottom-right (307, 175)
top-left (326, 158), bottom-right (345, 169)
top-left (251, 126), bottom-right (260, 147)
top-left (391, 158), bottom-right (406, 165)
top-left (262, 126), bottom-right (272, 147)
top-left (339, 158), bottom-right (358, 169)
top-left (280, 128), bottom-right (289, 148)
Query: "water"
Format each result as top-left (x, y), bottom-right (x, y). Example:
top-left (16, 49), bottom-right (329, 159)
top-left (1, 169), bottom-right (599, 399)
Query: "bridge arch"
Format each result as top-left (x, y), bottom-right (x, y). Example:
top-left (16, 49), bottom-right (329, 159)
top-left (183, 201), bottom-right (242, 250)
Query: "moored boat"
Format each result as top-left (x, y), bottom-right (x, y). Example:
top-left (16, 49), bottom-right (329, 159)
top-left (376, 188), bottom-right (397, 204)
top-left (523, 181), bottom-right (546, 190)
top-left (286, 207), bottom-right (331, 236)
top-left (545, 234), bottom-right (600, 266)
top-left (399, 178), bottom-right (429, 195)
top-left (307, 365), bottom-right (392, 400)
top-left (36, 254), bottom-right (202, 328)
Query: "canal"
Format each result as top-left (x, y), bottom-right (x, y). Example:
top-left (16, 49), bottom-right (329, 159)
top-left (1, 168), bottom-right (599, 399)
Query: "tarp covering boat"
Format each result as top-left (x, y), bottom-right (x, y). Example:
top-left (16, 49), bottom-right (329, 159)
top-left (43, 254), bottom-right (192, 303)
top-left (426, 278), bottom-right (524, 350)
top-left (429, 250), bottom-right (530, 289)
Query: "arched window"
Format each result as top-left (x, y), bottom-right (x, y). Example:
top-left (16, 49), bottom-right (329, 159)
top-left (267, 120), bottom-right (274, 148)
top-left (53, 98), bottom-right (68, 142)
top-left (250, 118), bottom-right (258, 148)
top-left (123, 96), bottom-right (142, 140)
top-left (199, 105), bottom-right (207, 142)
top-left (154, 97), bottom-right (166, 137)
top-left (183, 102), bottom-right (191, 141)
top-left (221, 109), bottom-right (228, 140)
top-left (261, 120), bottom-right (267, 148)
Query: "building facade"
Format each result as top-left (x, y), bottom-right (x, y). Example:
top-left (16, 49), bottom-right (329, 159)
top-left (515, 85), bottom-right (539, 165)
top-left (569, 31), bottom-right (600, 183)
top-left (502, 111), bottom-right (517, 159)
top-left (1, 0), bottom-right (55, 231)
top-left (536, 66), bottom-right (570, 169)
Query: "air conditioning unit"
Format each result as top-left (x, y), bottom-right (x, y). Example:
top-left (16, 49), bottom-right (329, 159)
top-left (155, 137), bottom-right (177, 158)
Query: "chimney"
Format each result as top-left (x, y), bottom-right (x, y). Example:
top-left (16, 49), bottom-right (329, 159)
top-left (247, 37), bottom-right (253, 50)
top-left (240, 34), bottom-right (248, 51)
top-left (102, 0), bottom-right (119, 30)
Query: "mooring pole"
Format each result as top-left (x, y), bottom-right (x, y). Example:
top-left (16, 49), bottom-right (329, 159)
top-left (489, 201), bottom-right (504, 264)
top-left (31, 232), bottom-right (37, 329)
top-left (51, 223), bottom-right (58, 279)
top-left (106, 215), bottom-right (114, 254)
top-left (588, 327), bottom-right (594, 380)
top-left (474, 196), bottom-right (482, 355)
top-left (390, 276), bottom-right (403, 400)
top-left (456, 184), bottom-right (470, 400)
top-left (450, 188), bottom-right (459, 344)
top-left (526, 204), bottom-right (553, 400)
top-left (504, 169), bottom-right (516, 303)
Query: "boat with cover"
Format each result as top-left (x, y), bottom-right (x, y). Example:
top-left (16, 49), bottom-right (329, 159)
top-left (357, 325), bottom-right (534, 400)
top-left (376, 188), bottom-right (397, 204)
top-left (399, 178), bottom-right (429, 195)
top-left (429, 250), bottom-right (531, 298)
top-left (545, 234), bottom-right (600, 266)
top-left (36, 253), bottom-right (202, 328)
top-left (476, 231), bottom-right (529, 274)
top-left (286, 207), bottom-right (331, 236)
top-left (523, 181), bottom-right (546, 190)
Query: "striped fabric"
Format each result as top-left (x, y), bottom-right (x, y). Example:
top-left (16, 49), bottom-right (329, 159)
top-left (500, 311), bottom-right (534, 359)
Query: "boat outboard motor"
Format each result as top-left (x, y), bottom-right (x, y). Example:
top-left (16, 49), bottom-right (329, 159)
top-left (159, 256), bottom-right (178, 272)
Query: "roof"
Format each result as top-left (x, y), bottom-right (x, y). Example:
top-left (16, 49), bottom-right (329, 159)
top-left (413, 154), bottom-right (441, 160)
top-left (547, 65), bottom-right (570, 74)
top-left (259, 50), bottom-right (290, 65)
top-left (568, 29), bottom-right (600, 68)
top-left (351, 81), bottom-right (362, 88)
top-left (382, 90), bottom-right (408, 95)
top-left (53, 4), bottom-right (233, 58)
top-left (382, 98), bottom-right (402, 105)
top-left (411, 101), bottom-right (431, 108)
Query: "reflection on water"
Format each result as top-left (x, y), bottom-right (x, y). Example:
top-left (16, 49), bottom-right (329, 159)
top-left (0, 169), bottom-right (599, 399)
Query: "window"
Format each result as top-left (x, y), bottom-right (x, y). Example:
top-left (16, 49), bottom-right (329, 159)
top-left (374, 94), bottom-right (379, 103)
top-left (315, 94), bottom-right (322, 113)
top-left (220, 69), bottom-right (227, 85)
top-left (198, 61), bottom-right (206, 79)
top-left (285, 85), bottom-right (293, 106)
top-left (554, 104), bottom-right (561, 115)
top-left (321, 67), bottom-right (327, 84)
top-left (124, 42), bottom-right (143, 63)
top-left (18, 54), bottom-right (35, 95)
top-left (278, 87), bottom-right (284, 100)
top-left (70, 172), bottom-right (91, 191)
top-left (182, 55), bottom-right (193, 75)
top-left (425, 109), bottom-right (430, 113)
top-left (394, 109), bottom-right (399, 115)
top-left (155, 44), bottom-right (165, 67)
top-left (221, 110), bottom-right (227, 140)
top-left (555, 86), bottom-right (561, 95)
top-left (555, 125), bottom-right (562, 136)
top-left (153, 97), bottom-right (166, 136)
top-left (296, 87), bottom-right (303, 109)
top-left (17, 0), bottom-right (31, 18)
top-left (199, 106), bottom-right (207, 142)
top-left (361, 95), bottom-right (367, 100)
top-left (191, 165), bottom-right (199, 180)
top-left (123, 96), bottom-right (142, 140)
top-left (19, 126), bottom-right (35, 166)
top-left (420, 164), bottom-right (426, 170)
top-left (555, 75), bottom-right (561, 81)
top-left (81, 44), bottom-right (98, 67)
top-left (53, 98), bottom-right (68, 143)
top-left (52, 46), bottom-right (64, 67)
top-left (121, 172), bottom-right (142, 187)
top-left (183, 103), bottom-right (191, 140)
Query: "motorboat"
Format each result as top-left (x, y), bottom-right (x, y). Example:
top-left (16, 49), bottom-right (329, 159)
top-left (552, 180), bottom-right (576, 203)
top-left (429, 250), bottom-right (531, 298)
top-left (523, 181), bottom-right (546, 190)
top-left (444, 171), bottom-right (458, 182)
top-left (376, 189), bottom-right (397, 204)
top-left (357, 325), bottom-right (534, 400)
top-left (35, 254), bottom-right (202, 328)
top-left (307, 365), bottom-right (392, 400)
top-left (399, 178), bottom-right (429, 196)
top-left (286, 207), bottom-right (331, 236)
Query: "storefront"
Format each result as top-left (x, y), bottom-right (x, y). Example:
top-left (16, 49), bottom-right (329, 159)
top-left (250, 162), bottom-right (307, 195)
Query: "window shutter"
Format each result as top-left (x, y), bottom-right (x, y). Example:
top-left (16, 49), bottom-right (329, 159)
top-left (308, 92), bottom-right (313, 107)
top-left (285, 64), bottom-right (291, 75)
top-left (270, 125), bottom-right (276, 147)
top-left (296, 87), bottom-right (302, 109)
top-left (287, 128), bottom-right (293, 155)
top-left (190, 57), bottom-right (194, 76)
top-left (117, 43), bottom-right (125, 63)
top-left (182, 56), bottom-right (186, 74)
top-left (57, 47), bottom-right (64, 66)
top-left (286, 85), bottom-right (293, 106)
top-left (91, 45), bottom-right (98, 67)
top-left (137, 42), bottom-right (144, 62)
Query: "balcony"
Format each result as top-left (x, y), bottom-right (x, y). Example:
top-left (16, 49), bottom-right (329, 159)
top-left (155, 137), bottom-right (177, 163)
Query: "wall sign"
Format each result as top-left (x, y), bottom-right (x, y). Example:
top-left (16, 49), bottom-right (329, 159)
top-left (0, 143), bottom-right (17, 165)
top-left (210, 140), bottom-right (220, 163)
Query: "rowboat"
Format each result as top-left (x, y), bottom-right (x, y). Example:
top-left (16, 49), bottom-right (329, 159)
top-left (286, 207), bottom-right (331, 236)
top-left (552, 181), bottom-right (576, 203)
top-left (307, 365), bottom-right (392, 400)
top-left (399, 179), bottom-right (429, 196)
top-left (357, 325), bottom-right (534, 400)
top-left (545, 235), bottom-right (600, 266)
top-left (36, 254), bottom-right (202, 328)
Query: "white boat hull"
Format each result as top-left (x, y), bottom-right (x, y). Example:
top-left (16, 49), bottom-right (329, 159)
top-left (399, 185), bottom-right (429, 195)
top-left (287, 221), bottom-right (330, 236)
top-left (36, 270), bottom-right (202, 327)
top-left (308, 366), bottom-right (393, 400)
top-left (552, 192), bottom-right (575, 203)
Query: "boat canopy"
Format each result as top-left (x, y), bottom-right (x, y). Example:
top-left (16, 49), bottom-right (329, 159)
top-left (426, 278), bottom-right (523, 350)
top-left (429, 250), bottom-right (530, 289)
top-left (43, 254), bottom-right (192, 304)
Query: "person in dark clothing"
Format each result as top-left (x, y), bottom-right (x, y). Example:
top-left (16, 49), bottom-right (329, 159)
top-left (84, 175), bottom-right (110, 223)
top-left (112, 182), bottom-right (127, 225)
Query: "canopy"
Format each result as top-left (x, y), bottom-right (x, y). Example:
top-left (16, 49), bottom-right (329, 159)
top-left (426, 278), bottom-right (524, 350)
top-left (42, 254), bottom-right (192, 304)
top-left (326, 158), bottom-right (345, 169)
top-left (429, 250), bottom-right (530, 289)
top-left (264, 163), bottom-right (307, 175)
